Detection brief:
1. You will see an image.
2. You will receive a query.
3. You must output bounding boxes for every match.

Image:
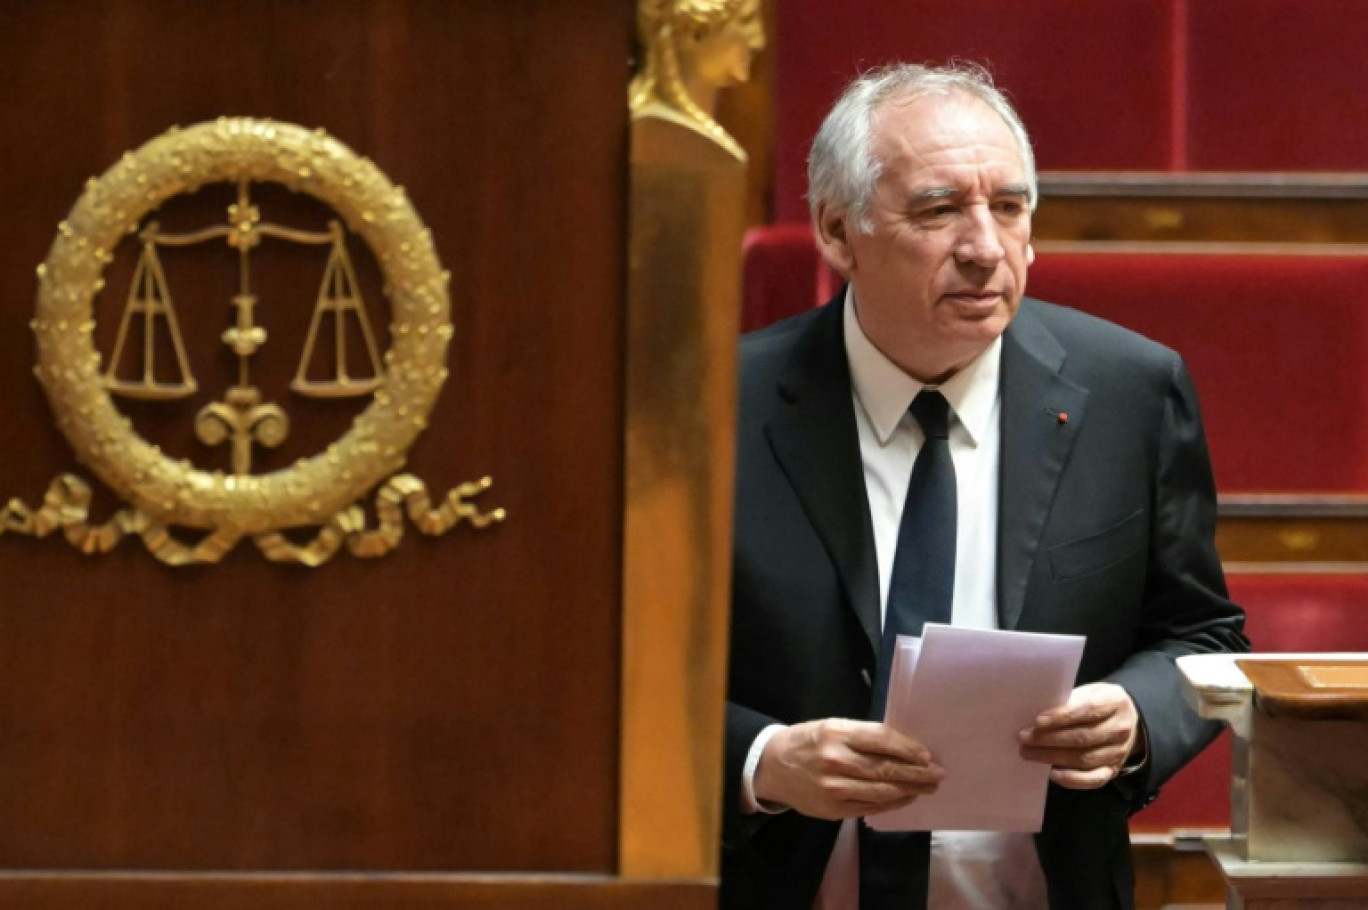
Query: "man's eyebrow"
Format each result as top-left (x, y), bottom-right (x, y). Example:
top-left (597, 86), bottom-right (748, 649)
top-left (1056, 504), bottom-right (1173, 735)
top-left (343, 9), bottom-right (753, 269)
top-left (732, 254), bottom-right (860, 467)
top-left (905, 185), bottom-right (1031, 204)
top-left (906, 187), bottom-right (958, 204)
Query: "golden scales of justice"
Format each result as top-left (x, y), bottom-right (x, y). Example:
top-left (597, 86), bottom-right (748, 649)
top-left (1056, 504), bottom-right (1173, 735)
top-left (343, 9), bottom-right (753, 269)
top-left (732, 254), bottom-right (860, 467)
top-left (5, 117), bottom-right (502, 566)
top-left (102, 179), bottom-right (385, 476)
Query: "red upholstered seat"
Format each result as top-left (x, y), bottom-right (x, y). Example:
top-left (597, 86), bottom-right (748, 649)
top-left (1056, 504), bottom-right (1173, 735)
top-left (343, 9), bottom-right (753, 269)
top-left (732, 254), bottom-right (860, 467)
top-left (1130, 574), bottom-right (1368, 834)
top-left (741, 223), bottom-right (835, 333)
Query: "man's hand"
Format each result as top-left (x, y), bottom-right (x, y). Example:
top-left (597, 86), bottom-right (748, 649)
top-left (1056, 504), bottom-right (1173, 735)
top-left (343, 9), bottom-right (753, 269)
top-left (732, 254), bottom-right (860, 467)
top-left (1018, 682), bottom-right (1141, 789)
top-left (754, 718), bottom-right (944, 820)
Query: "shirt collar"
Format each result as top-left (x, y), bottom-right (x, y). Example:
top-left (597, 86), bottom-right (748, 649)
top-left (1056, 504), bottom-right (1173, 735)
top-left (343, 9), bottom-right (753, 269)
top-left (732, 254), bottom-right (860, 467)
top-left (843, 287), bottom-right (1002, 447)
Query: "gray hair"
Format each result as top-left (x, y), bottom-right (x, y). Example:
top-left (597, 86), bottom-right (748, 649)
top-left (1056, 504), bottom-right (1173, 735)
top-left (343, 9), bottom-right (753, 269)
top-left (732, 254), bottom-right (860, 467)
top-left (807, 62), bottom-right (1037, 232)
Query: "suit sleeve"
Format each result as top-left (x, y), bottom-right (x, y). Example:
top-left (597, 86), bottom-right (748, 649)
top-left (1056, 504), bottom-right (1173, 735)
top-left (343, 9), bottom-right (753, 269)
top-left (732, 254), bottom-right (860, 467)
top-left (722, 701), bottom-right (783, 847)
top-left (1106, 354), bottom-right (1250, 809)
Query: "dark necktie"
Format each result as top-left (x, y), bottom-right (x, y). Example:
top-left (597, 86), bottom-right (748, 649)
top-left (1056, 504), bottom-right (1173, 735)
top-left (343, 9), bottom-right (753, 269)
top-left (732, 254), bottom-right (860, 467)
top-left (860, 388), bottom-right (957, 910)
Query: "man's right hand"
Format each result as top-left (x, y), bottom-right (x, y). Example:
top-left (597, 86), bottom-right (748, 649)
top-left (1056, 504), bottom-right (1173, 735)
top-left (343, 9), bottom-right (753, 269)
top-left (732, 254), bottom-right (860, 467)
top-left (753, 719), bottom-right (944, 820)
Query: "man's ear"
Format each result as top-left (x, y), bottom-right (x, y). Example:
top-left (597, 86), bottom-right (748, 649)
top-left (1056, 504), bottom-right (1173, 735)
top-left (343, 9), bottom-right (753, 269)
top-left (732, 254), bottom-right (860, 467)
top-left (1026, 241), bottom-right (1035, 266)
top-left (813, 202), bottom-right (855, 277)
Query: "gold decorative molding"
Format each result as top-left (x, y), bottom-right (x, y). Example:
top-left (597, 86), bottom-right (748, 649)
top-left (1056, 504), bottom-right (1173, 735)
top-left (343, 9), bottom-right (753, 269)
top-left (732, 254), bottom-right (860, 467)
top-left (3, 118), bottom-right (504, 565)
top-left (620, 43), bottom-right (748, 872)
top-left (2, 473), bottom-right (502, 567)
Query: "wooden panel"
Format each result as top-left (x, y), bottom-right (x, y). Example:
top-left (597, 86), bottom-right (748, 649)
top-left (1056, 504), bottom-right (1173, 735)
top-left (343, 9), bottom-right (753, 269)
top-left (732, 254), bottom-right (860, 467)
top-left (1036, 174), bottom-right (1368, 244)
top-left (1217, 497), bottom-right (1368, 569)
top-left (1218, 516), bottom-right (1368, 569)
top-left (0, 875), bottom-right (715, 910)
top-left (0, 0), bottom-right (630, 877)
top-left (1132, 841), bottom-right (1225, 910)
top-left (1036, 197), bottom-right (1368, 245)
top-left (1238, 659), bottom-right (1368, 720)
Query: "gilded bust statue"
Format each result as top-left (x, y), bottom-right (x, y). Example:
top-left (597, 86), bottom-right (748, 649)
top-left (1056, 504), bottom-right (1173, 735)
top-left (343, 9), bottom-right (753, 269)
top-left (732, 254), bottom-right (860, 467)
top-left (629, 0), bottom-right (766, 162)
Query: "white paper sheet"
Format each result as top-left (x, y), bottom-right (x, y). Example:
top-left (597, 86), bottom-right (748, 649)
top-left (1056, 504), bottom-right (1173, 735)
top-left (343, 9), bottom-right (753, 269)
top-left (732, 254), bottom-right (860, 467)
top-left (867, 623), bottom-right (1085, 833)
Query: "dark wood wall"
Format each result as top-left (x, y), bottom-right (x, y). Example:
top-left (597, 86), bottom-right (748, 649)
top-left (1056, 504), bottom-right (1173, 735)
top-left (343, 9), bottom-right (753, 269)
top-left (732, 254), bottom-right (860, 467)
top-left (0, 1), bottom-right (647, 903)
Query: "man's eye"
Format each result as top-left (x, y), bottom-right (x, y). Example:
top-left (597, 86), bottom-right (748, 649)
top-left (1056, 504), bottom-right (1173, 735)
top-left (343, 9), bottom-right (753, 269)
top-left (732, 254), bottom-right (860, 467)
top-left (993, 200), bottom-right (1025, 215)
top-left (919, 205), bottom-right (956, 219)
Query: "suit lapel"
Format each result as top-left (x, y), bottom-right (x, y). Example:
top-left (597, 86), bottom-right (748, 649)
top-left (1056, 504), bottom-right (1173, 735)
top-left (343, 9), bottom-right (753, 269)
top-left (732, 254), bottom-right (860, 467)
top-left (998, 302), bottom-right (1090, 630)
top-left (764, 298), bottom-right (882, 657)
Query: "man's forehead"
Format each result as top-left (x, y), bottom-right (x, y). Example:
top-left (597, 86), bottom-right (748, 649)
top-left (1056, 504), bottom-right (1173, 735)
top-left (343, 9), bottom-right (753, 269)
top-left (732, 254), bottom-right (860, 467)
top-left (872, 93), bottom-right (1026, 182)
top-left (875, 88), bottom-right (1001, 128)
top-left (874, 92), bottom-right (1019, 151)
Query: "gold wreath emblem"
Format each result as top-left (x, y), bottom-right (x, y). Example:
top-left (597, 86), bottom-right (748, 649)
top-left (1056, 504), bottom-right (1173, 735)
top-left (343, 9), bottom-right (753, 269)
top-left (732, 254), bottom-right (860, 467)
top-left (2, 118), bottom-right (504, 565)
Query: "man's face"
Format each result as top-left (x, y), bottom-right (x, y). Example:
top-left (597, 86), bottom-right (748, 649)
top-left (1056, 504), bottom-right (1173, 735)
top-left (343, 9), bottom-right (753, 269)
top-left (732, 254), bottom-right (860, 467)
top-left (815, 92), bottom-right (1034, 382)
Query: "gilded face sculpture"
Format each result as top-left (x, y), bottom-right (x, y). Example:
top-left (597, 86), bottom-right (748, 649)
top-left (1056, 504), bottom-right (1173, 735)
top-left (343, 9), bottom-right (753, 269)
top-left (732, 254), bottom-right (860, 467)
top-left (678, 0), bottom-right (765, 94)
top-left (629, 0), bottom-right (767, 161)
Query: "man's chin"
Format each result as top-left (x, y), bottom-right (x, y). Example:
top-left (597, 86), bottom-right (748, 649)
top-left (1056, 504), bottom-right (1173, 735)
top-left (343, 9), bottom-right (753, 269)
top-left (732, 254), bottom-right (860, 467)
top-left (950, 309), bottom-right (1015, 340)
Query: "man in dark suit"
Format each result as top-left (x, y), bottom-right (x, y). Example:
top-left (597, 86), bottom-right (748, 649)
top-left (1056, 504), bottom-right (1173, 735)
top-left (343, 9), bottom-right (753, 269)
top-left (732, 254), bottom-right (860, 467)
top-left (721, 63), bottom-right (1248, 909)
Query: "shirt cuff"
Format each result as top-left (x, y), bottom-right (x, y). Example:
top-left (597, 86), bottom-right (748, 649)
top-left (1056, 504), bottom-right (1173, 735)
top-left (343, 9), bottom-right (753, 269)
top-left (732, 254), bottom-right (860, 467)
top-left (1117, 714), bottom-right (1150, 778)
top-left (741, 723), bottom-right (790, 814)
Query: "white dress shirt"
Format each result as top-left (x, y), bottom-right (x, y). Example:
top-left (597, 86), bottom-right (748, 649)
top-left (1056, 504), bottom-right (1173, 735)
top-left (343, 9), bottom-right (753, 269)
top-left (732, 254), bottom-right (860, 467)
top-left (743, 292), bottom-right (1047, 908)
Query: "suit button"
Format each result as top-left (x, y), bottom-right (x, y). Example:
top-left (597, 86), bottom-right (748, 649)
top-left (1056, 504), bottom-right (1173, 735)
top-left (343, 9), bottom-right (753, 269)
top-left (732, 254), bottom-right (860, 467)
top-left (861, 669), bottom-right (872, 688)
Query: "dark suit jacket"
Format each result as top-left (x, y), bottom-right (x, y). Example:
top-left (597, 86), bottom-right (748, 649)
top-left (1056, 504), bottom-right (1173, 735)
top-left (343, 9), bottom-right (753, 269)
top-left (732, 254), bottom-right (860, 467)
top-left (722, 295), bottom-right (1249, 909)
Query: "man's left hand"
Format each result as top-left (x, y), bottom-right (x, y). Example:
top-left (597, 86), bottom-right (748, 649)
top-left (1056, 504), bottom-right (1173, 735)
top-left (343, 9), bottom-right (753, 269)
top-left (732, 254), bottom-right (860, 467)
top-left (1017, 682), bottom-right (1140, 789)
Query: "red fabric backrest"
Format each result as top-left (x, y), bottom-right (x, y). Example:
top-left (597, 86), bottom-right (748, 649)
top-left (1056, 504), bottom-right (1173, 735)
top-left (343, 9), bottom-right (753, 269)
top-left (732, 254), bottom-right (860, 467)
top-left (1027, 252), bottom-right (1368, 493)
top-left (1187, 0), bottom-right (1368, 170)
top-left (770, 1), bottom-right (1368, 216)
top-left (740, 230), bottom-right (1368, 493)
top-left (773, 0), bottom-right (1178, 222)
top-left (741, 223), bottom-right (829, 332)
top-left (1235, 574), bottom-right (1368, 653)
top-left (1131, 574), bottom-right (1368, 833)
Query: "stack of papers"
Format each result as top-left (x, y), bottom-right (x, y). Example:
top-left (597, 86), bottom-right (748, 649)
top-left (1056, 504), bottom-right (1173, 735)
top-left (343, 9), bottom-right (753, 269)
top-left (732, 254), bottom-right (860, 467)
top-left (867, 623), bottom-right (1085, 832)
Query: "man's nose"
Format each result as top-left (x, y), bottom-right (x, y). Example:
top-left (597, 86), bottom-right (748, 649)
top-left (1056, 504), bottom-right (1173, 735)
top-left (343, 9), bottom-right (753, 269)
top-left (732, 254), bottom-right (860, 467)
top-left (955, 207), bottom-right (1005, 268)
